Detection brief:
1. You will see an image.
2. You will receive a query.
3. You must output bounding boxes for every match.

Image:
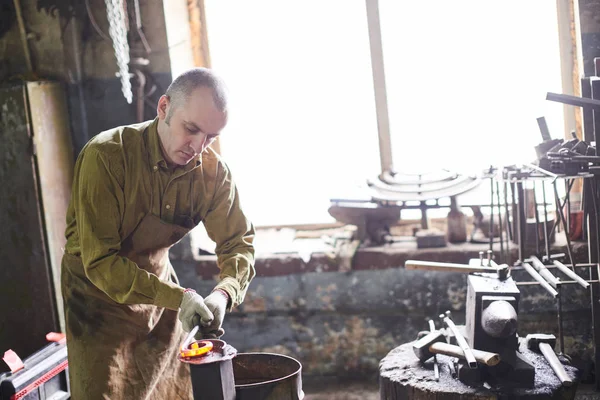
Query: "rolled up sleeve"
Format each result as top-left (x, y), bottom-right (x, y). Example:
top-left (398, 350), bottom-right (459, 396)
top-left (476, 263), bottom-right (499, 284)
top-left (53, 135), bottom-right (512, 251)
top-left (75, 147), bottom-right (184, 310)
top-left (203, 162), bottom-right (255, 310)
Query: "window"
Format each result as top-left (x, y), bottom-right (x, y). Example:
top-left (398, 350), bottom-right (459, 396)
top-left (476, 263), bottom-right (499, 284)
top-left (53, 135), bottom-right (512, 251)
top-left (202, 0), bottom-right (566, 226)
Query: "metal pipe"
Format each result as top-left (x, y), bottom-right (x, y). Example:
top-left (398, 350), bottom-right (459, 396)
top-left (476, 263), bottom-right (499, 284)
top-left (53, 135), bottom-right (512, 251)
top-left (533, 182), bottom-right (541, 255)
top-left (529, 255), bottom-right (560, 288)
top-left (365, 0), bottom-right (394, 176)
top-left (542, 181), bottom-right (551, 261)
top-left (517, 279), bottom-right (599, 286)
top-left (554, 180), bottom-right (576, 268)
top-left (557, 283), bottom-right (565, 354)
top-left (505, 181), bottom-right (513, 241)
top-left (496, 181), bottom-right (505, 263)
top-left (489, 177), bottom-right (495, 251)
top-left (517, 181), bottom-right (526, 262)
top-left (539, 342), bottom-right (573, 386)
top-left (441, 312), bottom-right (477, 369)
top-left (521, 263), bottom-right (559, 298)
top-left (553, 260), bottom-right (590, 289)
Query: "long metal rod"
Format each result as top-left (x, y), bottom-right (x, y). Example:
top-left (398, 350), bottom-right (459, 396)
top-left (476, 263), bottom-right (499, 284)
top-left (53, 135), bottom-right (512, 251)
top-left (553, 260), bottom-right (590, 289)
top-left (489, 177), bottom-right (495, 251)
top-left (548, 179), bottom-right (576, 241)
top-left (517, 279), bottom-right (599, 286)
top-left (496, 181), bottom-right (505, 263)
top-left (521, 263), bottom-right (559, 297)
top-left (505, 181), bottom-right (513, 241)
top-left (557, 283), bottom-right (565, 354)
top-left (541, 181), bottom-right (551, 261)
top-left (517, 182), bottom-right (526, 262)
top-left (553, 180), bottom-right (576, 268)
top-left (532, 182), bottom-right (541, 255)
top-left (365, 0), bottom-right (394, 176)
top-left (566, 179), bottom-right (571, 233)
top-left (530, 255), bottom-right (560, 288)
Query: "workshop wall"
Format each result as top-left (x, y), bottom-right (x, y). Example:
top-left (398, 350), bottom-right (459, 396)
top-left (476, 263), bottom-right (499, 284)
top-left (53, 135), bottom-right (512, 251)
top-left (0, 0), bottom-right (172, 154)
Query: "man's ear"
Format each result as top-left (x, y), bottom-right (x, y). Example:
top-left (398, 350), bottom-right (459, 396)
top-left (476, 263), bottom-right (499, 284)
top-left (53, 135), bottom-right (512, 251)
top-left (157, 95), bottom-right (170, 120)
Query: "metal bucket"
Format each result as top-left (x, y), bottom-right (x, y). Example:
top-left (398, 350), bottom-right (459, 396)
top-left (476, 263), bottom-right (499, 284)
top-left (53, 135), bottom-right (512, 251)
top-left (233, 353), bottom-right (304, 400)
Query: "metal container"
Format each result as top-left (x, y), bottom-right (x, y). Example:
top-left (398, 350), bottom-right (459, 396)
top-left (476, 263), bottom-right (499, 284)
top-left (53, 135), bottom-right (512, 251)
top-left (234, 353), bottom-right (304, 400)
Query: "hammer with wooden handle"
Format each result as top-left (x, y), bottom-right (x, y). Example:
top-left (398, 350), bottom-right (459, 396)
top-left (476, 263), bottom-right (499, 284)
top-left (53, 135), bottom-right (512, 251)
top-left (405, 260), bottom-right (510, 280)
top-left (413, 331), bottom-right (500, 366)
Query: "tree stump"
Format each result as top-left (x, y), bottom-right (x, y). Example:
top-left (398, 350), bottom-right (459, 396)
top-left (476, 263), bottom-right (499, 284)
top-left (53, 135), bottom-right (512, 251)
top-left (379, 340), bottom-right (579, 400)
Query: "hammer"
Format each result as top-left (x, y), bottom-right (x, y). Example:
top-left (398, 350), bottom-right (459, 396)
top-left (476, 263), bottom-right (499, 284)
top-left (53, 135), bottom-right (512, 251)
top-left (413, 331), bottom-right (500, 366)
top-left (405, 260), bottom-right (510, 280)
top-left (525, 334), bottom-right (573, 387)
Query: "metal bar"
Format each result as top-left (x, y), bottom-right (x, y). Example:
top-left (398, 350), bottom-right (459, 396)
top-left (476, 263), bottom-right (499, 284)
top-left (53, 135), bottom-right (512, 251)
top-left (428, 319), bottom-right (439, 381)
top-left (532, 182), bottom-right (541, 256)
top-left (554, 180), bottom-right (576, 268)
top-left (517, 181), bottom-right (526, 262)
top-left (566, 179), bottom-right (571, 234)
top-left (489, 177), bottom-right (494, 252)
top-left (441, 313), bottom-right (477, 369)
top-left (539, 342), bottom-right (573, 386)
top-left (505, 181), bottom-right (513, 241)
top-left (548, 179), bottom-right (576, 241)
top-left (541, 181), bottom-right (551, 261)
top-left (553, 260), bottom-right (590, 289)
top-left (496, 181), bottom-right (505, 263)
top-left (365, 0), bottom-right (394, 176)
top-left (516, 279), bottom-right (599, 286)
top-left (521, 263), bottom-right (559, 297)
top-left (529, 255), bottom-right (560, 287)
top-left (546, 92), bottom-right (600, 111)
top-left (405, 260), bottom-right (498, 274)
top-left (557, 283), bottom-right (565, 354)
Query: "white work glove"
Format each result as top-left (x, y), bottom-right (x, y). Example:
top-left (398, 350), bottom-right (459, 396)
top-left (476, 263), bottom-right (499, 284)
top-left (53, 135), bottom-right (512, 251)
top-left (178, 289), bottom-right (214, 333)
top-left (200, 289), bottom-right (229, 339)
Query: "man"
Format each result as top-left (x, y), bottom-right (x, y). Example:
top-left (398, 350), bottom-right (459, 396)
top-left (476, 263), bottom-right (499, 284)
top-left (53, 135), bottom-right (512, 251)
top-left (61, 68), bottom-right (255, 399)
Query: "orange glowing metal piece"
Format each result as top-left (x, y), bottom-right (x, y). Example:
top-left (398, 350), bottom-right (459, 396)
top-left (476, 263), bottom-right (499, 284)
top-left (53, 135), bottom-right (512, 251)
top-left (180, 340), bottom-right (213, 358)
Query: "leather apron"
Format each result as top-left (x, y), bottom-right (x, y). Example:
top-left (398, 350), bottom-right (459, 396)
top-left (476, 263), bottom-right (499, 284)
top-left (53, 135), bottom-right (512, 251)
top-left (61, 196), bottom-right (194, 399)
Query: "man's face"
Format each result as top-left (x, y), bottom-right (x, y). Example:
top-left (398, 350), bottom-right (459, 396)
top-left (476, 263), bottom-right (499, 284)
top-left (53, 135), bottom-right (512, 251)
top-left (157, 87), bottom-right (227, 166)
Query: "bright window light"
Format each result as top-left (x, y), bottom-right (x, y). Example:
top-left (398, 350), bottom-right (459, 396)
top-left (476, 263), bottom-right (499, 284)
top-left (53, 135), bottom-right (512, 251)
top-left (204, 0), bottom-right (380, 227)
top-left (201, 0), bottom-right (565, 227)
top-left (380, 0), bottom-right (565, 175)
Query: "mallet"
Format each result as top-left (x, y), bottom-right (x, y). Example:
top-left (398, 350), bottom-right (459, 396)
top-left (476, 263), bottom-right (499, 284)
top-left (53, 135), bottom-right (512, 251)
top-left (413, 331), bottom-right (500, 367)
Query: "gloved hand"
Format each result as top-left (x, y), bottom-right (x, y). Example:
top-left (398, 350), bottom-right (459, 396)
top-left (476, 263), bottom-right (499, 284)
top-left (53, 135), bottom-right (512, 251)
top-left (178, 289), bottom-right (214, 333)
top-left (200, 289), bottom-right (229, 339)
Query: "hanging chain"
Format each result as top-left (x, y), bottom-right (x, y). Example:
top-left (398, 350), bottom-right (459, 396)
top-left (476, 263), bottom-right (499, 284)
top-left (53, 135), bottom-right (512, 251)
top-left (105, 0), bottom-right (132, 104)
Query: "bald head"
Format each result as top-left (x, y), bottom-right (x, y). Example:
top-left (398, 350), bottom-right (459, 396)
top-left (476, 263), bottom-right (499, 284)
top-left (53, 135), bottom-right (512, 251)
top-left (165, 68), bottom-right (228, 125)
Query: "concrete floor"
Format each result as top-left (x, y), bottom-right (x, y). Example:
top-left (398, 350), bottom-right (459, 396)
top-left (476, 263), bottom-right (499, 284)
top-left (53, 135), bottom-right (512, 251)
top-left (302, 382), bottom-right (600, 400)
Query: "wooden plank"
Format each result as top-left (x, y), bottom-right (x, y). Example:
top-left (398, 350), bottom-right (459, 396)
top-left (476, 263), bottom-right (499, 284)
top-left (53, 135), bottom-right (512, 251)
top-left (27, 81), bottom-right (74, 333)
top-left (0, 84), bottom-right (58, 358)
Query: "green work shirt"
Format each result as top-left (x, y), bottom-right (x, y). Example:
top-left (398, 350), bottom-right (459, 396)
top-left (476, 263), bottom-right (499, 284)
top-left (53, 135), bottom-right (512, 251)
top-left (64, 118), bottom-right (255, 311)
